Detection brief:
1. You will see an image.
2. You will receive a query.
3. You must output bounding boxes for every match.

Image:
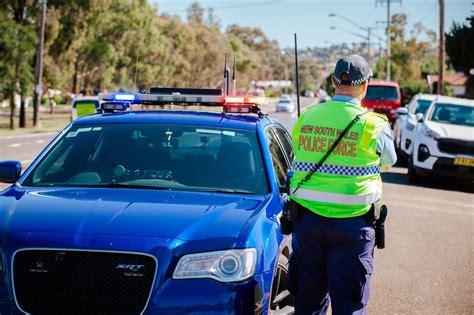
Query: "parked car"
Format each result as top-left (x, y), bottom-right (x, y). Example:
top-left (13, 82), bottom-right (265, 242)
top-left (71, 96), bottom-right (101, 120)
top-left (393, 94), bottom-right (438, 163)
top-left (0, 89), bottom-right (295, 314)
top-left (276, 96), bottom-right (295, 113)
top-left (362, 80), bottom-right (402, 123)
top-left (408, 95), bottom-right (474, 182)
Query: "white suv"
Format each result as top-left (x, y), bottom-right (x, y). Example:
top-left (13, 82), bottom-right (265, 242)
top-left (393, 94), bottom-right (437, 163)
top-left (408, 96), bottom-right (474, 182)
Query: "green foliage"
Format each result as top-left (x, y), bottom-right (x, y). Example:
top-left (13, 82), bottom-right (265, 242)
top-left (400, 80), bottom-right (429, 105)
top-left (325, 73), bottom-right (335, 96)
top-left (53, 95), bottom-right (62, 104)
top-left (374, 13), bottom-right (437, 97)
top-left (446, 16), bottom-right (474, 98)
top-left (302, 83), bottom-right (316, 95)
top-left (0, 0), bottom-right (321, 108)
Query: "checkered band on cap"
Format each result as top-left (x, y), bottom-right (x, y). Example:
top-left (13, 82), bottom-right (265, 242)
top-left (292, 161), bottom-right (380, 176)
top-left (333, 73), bottom-right (371, 85)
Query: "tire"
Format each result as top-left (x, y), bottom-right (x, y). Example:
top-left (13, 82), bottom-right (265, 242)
top-left (268, 254), bottom-right (294, 314)
top-left (396, 148), bottom-right (408, 166)
top-left (407, 157), bottom-right (419, 184)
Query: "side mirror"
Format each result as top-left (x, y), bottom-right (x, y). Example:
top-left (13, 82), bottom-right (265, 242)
top-left (415, 113), bottom-right (424, 122)
top-left (0, 160), bottom-right (22, 183)
top-left (396, 107), bottom-right (408, 115)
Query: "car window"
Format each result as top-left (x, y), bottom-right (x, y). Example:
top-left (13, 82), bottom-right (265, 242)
top-left (414, 99), bottom-right (432, 115)
top-left (22, 124), bottom-right (269, 194)
top-left (273, 127), bottom-right (294, 164)
top-left (265, 129), bottom-right (290, 187)
top-left (365, 86), bottom-right (399, 101)
top-left (428, 103), bottom-right (474, 127)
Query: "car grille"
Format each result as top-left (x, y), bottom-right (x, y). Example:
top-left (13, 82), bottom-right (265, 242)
top-left (13, 249), bottom-right (156, 314)
top-left (437, 138), bottom-right (474, 155)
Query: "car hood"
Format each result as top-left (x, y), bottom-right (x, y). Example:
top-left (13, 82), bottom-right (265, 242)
top-left (425, 120), bottom-right (473, 141)
top-left (0, 186), bottom-right (266, 243)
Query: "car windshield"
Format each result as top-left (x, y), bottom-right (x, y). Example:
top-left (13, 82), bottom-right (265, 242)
top-left (364, 86), bottom-right (399, 101)
top-left (428, 103), bottom-right (474, 127)
top-left (22, 123), bottom-right (269, 194)
top-left (415, 99), bottom-right (432, 114)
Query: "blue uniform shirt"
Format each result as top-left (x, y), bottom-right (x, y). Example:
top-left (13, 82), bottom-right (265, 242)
top-left (332, 95), bottom-right (397, 168)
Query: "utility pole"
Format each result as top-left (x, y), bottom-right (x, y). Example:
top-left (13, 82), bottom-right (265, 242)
top-left (376, 0), bottom-right (402, 80)
top-left (33, 0), bottom-right (47, 127)
top-left (438, 0), bottom-right (445, 95)
top-left (386, 0), bottom-right (391, 80)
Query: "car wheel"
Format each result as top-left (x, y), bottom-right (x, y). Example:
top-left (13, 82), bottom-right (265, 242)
top-left (269, 254), bottom-right (294, 314)
top-left (407, 158), bottom-right (419, 184)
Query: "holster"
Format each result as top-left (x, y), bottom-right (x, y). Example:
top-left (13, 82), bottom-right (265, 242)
top-left (365, 204), bottom-right (388, 249)
top-left (280, 199), bottom-right (302, 235)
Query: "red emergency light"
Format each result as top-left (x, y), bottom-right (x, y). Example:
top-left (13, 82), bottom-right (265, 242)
top-left (223, 96), bottom-right (261, 113)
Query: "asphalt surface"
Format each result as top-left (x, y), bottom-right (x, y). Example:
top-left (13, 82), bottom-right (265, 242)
top-left (0, 99), bottom-right (473, 314)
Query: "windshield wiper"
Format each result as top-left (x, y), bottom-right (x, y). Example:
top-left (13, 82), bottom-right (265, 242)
top-left (194, 188), bottom-right (254, 194)
top-left (86, 183), bottom-right (171, 190)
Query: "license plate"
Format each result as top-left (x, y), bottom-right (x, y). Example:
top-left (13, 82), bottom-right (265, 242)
top-left (453, 158), bottom-right (474, 167)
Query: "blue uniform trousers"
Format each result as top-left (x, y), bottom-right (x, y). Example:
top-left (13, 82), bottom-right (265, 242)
top-left (288, 207), bottom-right (375, 315)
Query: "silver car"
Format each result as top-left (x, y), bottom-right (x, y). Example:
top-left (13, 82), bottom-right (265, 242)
top-left (276, 96), bottom-right (295, 113)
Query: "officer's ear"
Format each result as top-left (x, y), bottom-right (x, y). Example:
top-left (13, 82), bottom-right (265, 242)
top-left (362, 80), bottom-right (369, 92)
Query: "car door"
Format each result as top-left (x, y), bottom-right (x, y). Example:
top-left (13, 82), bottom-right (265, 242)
top-left (403, 96), bottom-right (422, 154)
top-left (265, 126), bottom-right (292, 196)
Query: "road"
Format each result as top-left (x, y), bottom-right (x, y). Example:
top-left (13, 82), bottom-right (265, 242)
top-left (0, 99), bottom-right (473, 314)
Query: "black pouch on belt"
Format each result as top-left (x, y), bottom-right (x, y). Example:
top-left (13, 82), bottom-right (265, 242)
top-left (280, 199), bottom-right (303, 235)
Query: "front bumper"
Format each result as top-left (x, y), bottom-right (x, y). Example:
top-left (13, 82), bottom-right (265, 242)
top-left (414, 157), bottom-right (474, 181)
top-left (0, 232), bottom-right (275, 314)
top-left (1, 264), bottom-right (271, 315)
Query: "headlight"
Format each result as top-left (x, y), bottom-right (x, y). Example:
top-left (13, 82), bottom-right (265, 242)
top-left (422, 125), bottom-right (440, 139)
top-left (173, 248), bottom-right (257, 282)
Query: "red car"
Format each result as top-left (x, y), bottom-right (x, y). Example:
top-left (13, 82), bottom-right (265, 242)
top-left (362, 80), bottom-right (402, 123)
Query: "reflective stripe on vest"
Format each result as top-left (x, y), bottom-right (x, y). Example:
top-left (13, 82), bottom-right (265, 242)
top-left (292, 161), bottom-right (380, 176)
top-left (291, 188), bottom-right (381, 205)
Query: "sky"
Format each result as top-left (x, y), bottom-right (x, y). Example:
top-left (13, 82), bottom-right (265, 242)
top-left (150, 0), bottom-right (472, 49)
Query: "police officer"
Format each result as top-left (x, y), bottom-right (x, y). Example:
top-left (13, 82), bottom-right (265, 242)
top-left (287, 54), bottom-right (396, 314)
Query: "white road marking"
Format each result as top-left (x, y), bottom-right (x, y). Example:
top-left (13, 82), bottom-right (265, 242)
top-left (35, 140), bottom-right (45, 144)
top-left (9, 143), bottom-right (22, 148)
top-left (20, 159), bottom-right (32, 164)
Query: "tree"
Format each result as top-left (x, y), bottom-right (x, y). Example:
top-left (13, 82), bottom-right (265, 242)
top-left (375, 13), bottom-right (437, 102)
top-left (187, 2), bottom-right (204, 24)
top-left (0, 0), bottom-right (37, 129)
top-left (446, 16), bottom-right (474, 98)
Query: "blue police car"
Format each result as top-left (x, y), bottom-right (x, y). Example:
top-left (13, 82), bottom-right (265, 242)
top-left (0, 88), bottom-right (294, 314)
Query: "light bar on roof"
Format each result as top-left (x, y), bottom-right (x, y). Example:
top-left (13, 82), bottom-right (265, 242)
top-left (98, 90), bottom-right (267, 114)
top-left (99, 92), bottom-right (223, 106)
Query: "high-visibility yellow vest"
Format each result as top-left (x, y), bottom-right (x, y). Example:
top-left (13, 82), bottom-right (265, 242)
top-left (289, 100), bottom-right (387, 218)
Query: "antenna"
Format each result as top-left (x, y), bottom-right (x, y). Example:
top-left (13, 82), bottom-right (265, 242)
top-left (294, 33), bottom-right (301, 117)
top-left (223, 54), bottom-right (228, 96)
top-left (232, 57), bottom-right (236, 95)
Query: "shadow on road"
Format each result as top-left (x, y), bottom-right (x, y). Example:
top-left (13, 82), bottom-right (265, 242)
top-left (382, 169), bottom-right (474, 194)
